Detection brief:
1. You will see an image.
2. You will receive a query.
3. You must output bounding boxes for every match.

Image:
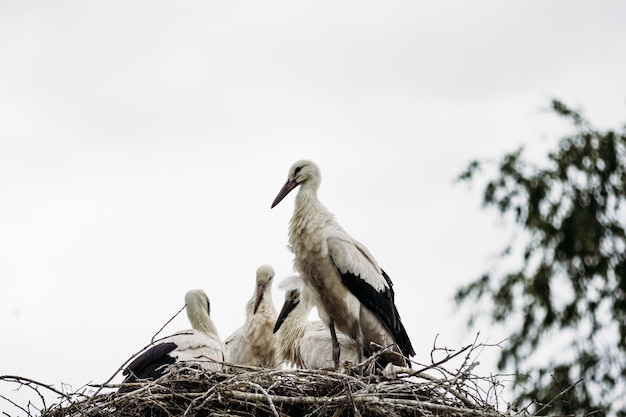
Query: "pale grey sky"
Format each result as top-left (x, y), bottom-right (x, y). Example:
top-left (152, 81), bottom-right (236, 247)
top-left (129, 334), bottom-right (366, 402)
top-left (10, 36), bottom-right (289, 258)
top-left (1, 1), bottom-right (625, 413)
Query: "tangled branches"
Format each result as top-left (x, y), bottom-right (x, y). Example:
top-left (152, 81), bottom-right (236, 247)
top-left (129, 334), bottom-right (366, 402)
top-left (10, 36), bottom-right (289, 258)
top-left (1, 335), bottom-right (523, 417)
top-left (38, 367), bottom-right (501, 417)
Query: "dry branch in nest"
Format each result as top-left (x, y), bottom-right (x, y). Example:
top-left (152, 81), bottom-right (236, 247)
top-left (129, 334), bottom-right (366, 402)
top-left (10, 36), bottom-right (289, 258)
top-left (2, 337), bottom-right (524, 417)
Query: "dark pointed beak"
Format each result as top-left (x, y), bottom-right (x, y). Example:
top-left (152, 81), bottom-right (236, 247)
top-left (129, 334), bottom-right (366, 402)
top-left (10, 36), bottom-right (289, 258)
top-left (271, 178), bottom-right (298, 208)
top-left (273, 296), bottom-right (299, 333)
top-left (253, 282), bottom-right (266, 314)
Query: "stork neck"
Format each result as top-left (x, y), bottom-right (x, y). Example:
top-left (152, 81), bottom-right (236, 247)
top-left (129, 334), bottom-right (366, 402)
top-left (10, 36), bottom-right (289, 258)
top-left (189, 310), bottom-right (220, 337)
top-left (293, 187), bottom-right (331, 220)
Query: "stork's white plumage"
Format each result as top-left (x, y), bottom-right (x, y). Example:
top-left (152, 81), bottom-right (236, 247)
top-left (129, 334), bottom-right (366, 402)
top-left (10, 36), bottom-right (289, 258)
top-left (271, 160), bottom-right (415, 368)
top-left (121, 289), bottom-right (225, 390)
top-left (274, 276), bottom-right (358, 369)
top-left (225, 265), bottom-right (279, 369)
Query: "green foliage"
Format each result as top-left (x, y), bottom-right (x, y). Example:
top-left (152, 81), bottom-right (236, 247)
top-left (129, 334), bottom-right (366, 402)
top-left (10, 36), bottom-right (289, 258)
top-left (456, 99), bottom-right (626, 416)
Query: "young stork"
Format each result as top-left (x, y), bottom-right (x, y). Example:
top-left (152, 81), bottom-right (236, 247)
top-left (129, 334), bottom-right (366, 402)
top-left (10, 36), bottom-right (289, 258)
top-left (271, 160), bottom-right (415, 368)
top-left (224, 264), bottom-right (279, 369)
top-left (274, 276), bottom-right (359, 369)
top-left (121, 289), bottom-right (225, 390)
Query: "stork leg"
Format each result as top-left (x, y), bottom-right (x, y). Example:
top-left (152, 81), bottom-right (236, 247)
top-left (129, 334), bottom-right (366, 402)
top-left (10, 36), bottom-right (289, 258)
top-left (328, 319), bottom-right (341, 368)
top-left (355, 321), bottom-right (364, 364)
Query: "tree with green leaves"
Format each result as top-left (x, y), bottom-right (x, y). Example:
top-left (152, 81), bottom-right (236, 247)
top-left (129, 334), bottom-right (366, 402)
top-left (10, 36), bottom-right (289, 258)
top-left (456, 99), bottom-right (626, 417)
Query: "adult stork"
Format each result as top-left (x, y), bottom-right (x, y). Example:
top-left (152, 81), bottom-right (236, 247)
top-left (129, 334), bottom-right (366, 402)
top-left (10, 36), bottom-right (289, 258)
top-left (120, 289), bottom-right (226, 390)
top-left (271, 160), bottom-right (415, 368)
top-left (274, 276), bottom-right (359, 369)
top-left (224, 264), bottom-right (279, 369)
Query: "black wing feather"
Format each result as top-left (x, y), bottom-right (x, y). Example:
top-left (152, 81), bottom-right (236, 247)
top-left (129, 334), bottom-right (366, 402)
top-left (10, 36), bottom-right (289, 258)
top-left (338, 268), bottom-right (415, 360)
top-left (121, 342), bottom-right (178, 389)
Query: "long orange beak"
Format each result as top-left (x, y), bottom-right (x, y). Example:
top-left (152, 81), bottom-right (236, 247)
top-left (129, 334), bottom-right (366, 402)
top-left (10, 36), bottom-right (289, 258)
top-left (253, 282), bottom-right (266, 314)
top-left (271, 178), bottom-right (298, 208)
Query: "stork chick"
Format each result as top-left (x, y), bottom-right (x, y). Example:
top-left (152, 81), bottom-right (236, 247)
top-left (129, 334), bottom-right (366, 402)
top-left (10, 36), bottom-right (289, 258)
top-left (225, 264), bottom-right (279, 368)
top-left (120, 289), bottom-right (225, 391)
top-left (274, 276), bottom-right (359, 369)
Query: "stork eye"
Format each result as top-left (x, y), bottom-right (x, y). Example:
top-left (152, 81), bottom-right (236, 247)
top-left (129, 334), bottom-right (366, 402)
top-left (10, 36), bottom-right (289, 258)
top-left (294, 166), bottom-right (303, 175)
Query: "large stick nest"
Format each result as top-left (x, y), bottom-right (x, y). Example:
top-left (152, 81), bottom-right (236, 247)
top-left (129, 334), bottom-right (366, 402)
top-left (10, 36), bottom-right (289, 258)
top-left (2, 339), bottom-right (521, 417)
top-left (40, 366), bottom-right (501, 417)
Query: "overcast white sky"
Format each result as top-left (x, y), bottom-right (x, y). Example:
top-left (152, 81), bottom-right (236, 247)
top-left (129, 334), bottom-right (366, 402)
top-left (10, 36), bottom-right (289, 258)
top-left (2, 1), bottom-right (626, 413)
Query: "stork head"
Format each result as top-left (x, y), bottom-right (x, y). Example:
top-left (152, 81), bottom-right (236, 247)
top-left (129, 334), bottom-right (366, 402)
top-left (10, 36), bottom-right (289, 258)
top-left (184, 289), bottom-right (212, 331)
top-left (273, 288), bottom-right (301, 333)
top-left (271, 159), bottom-right (320, 208)
top-left (185, 289), bottom-right (210, 315)
top-left (253, 264), bottom-right (275, 314)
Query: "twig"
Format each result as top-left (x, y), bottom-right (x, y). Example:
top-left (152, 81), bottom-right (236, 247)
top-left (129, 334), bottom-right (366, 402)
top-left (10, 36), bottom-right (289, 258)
top-left (430, 333), bottom-right (457, 364)
top-left (533, 377), bottom-right (583, 416)
top-left (246, 381), bottom-right (280, 417)
top-left (0, 375), bottom-right (73, 402)
top-left (412, 371), bottom-right (475, 407)
top-left (414, 344), bottom-right (472, 375)
top-left (0, 393), bottom-right (33, 417)
top-left (443, 333), bottom-right (481, 398)
top-left (151, 303), bottom-right (187, 344)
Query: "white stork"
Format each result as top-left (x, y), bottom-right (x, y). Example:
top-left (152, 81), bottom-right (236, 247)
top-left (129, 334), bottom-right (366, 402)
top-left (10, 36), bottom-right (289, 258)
top-left (271, 160), bottom-right (415, 368)
top-left (274, 276), bottom-right (359, 369)
top-left (121, 289), bottom-right (226, 390)
top-left (224, 264), bottom-right (279, 368)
